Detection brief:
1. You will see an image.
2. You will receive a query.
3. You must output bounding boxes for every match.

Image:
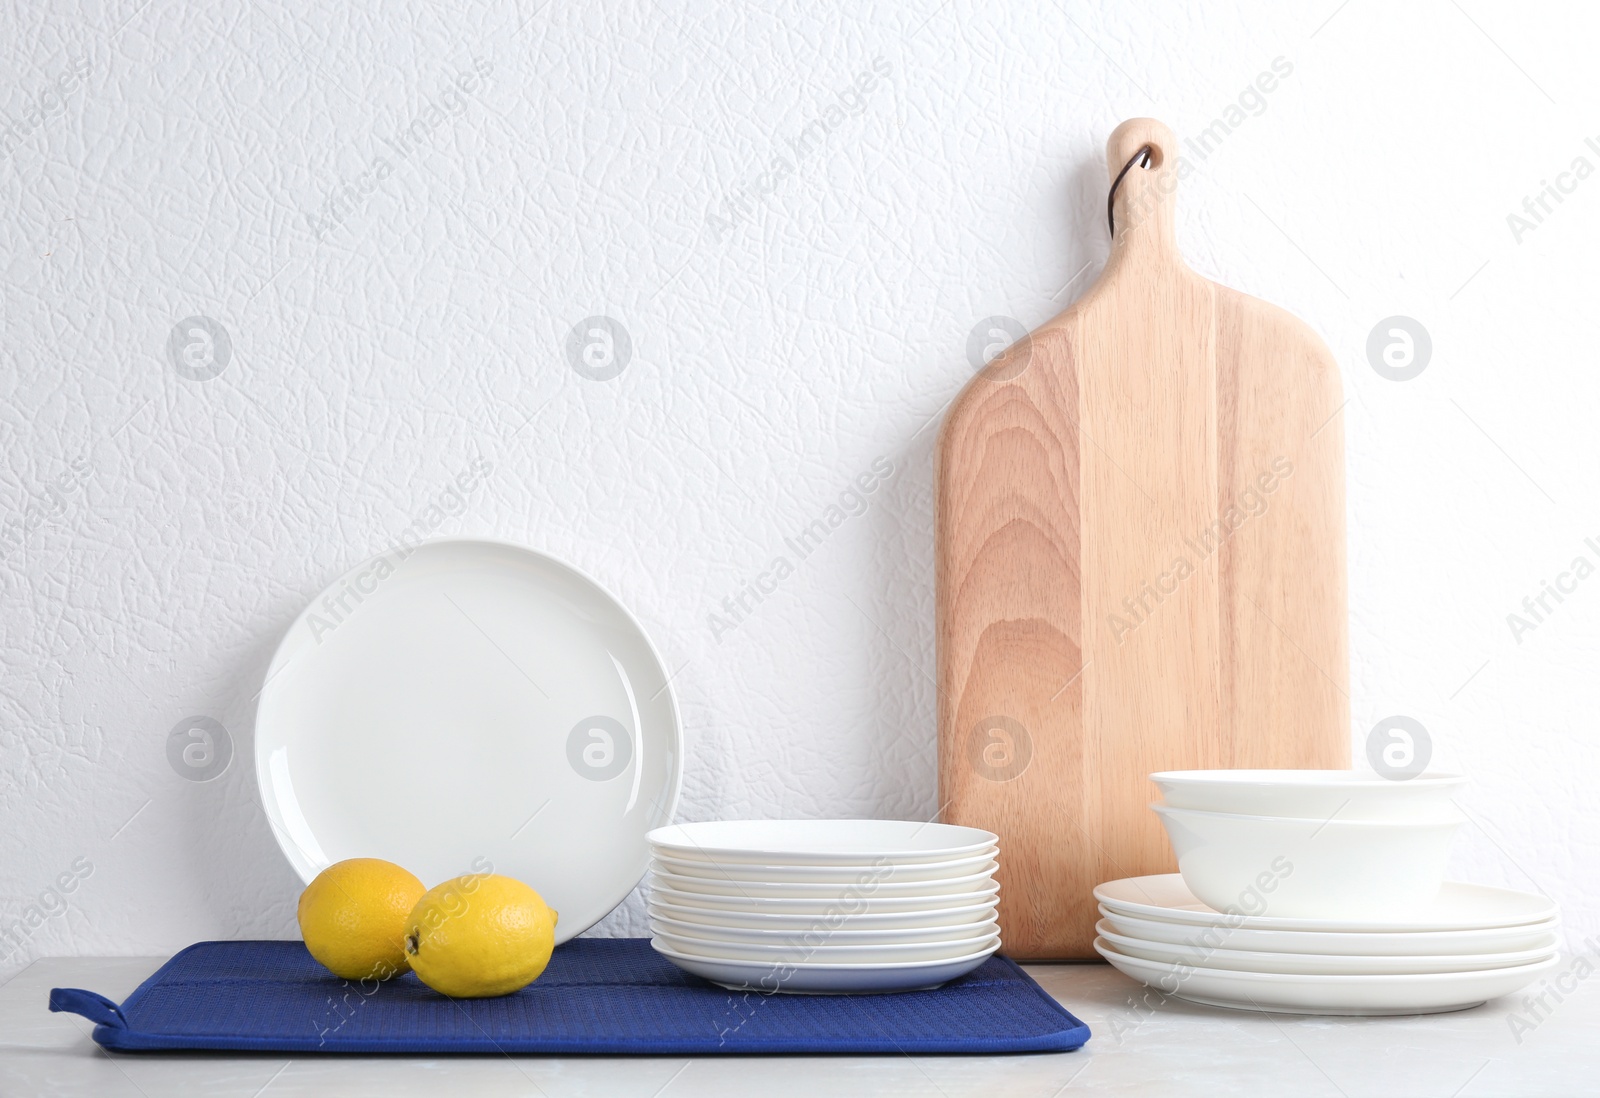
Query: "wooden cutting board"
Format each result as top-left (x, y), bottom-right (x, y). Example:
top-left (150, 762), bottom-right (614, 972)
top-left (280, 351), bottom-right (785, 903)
top-left (935, 118), bottom-right (1349, 960)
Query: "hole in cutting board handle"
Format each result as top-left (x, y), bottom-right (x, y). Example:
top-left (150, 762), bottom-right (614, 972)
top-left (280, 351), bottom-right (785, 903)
top-left (1104, 118), bottom-right (1181, 254)
top-left (1107, 144), bottom-right (1162, 238)
top-left (1106, 117), bottom-right (1175, 180)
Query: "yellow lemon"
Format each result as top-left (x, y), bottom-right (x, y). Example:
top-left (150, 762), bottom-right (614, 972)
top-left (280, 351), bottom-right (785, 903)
top-left (404, 873), bottom-right (558, 998)
top-left (297, 858), bottom-right (426, 981)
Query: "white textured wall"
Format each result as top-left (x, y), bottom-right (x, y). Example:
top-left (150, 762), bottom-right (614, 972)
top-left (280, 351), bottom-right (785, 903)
top-left (3, 0), bottom-right (1597, 972)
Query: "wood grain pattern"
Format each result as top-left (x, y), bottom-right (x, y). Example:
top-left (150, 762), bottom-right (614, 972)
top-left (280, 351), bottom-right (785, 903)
top-left (935, 119), bottom-right (1348, 959)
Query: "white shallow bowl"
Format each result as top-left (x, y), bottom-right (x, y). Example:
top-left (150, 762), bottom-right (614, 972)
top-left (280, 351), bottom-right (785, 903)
top-left (651, 940), bottom-right (999, 993)
top-left (651, 897), bottom-right (999, 932)
top-left (647, 820), bottom-right (997, 866)
top-left (651, 867), bottom-right (997, 899)
top-left (651, 911), bottom-right (1000, 945)
top-left (1096, 937), bottom-right (1560, 1015)
top-left (653, 927), bottom-right (1000, 965)
top-left (1099, 907), bottom-right (1561, 957)
top-left (651, 851), bottom-right (998, 884)
top-left (1094, 875), bottom-right (1558, 933)
top-left (651, 882), bottom-right (1000, 915)
top-left (1151, 769), bottom-right (1467, 822)
top-left (1153, 803), bottom-right (1460, 919)
top-left (1094, 921), bottom-right (1558, 976)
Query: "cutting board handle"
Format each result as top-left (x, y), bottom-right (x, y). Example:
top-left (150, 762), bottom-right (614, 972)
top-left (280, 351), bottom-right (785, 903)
top-left (1105, 118), bottom-right (1180, 268)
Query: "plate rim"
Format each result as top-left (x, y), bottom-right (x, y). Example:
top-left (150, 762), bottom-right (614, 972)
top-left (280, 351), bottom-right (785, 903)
top-left (1093, 920), bottom-right (1560, 972)
top-left (650, 850), bottom-right (999, 880)
top-left (650, 881), bottom-right (1001, 911)
top-left (651, 918), bottom-right (1001, 952)
top-left (651, 866), bottom-right (998, 897)
top-left (646, 820), bottom-right (997, 862)
top-left (1094, 936), bottom-right (1562, 986)
top-left (650, 896), bottom-right (1000, 926)
top-left (1097, 906), bottom-right (1562, 955)
top-left (1095, 874), bottom-right (1558, 932)
top-left (651, 938), bottom-right (1002, 973)
top-left (650, 910), bottom-right (1001, 941)
top-left (253, 535), bottom-right (684, 939)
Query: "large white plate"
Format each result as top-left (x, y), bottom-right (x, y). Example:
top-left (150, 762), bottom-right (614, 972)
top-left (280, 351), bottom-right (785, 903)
top-left (1095, 874), bottom-right (1557, 932)
top-left (1095, 938), bottom-right (1560, 1016)
top-left (1099, 907), bottom-right (1562, 957)
top-left (651, 850), bottom-right (999, 883)
top-left (1095, 921), bottom-right (1557, 976)
top-left (255, 538), bottom-right (682, 944)
top-left (651, 940), bottom-right (1000, 993)
top-left (647, 820), bottom-right (996, 865)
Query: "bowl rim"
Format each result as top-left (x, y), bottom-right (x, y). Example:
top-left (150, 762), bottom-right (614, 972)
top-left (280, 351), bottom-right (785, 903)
top-left (1149, 769), bottom-right (1466, 789)
top-left (1150, 802), bottom-right (1465, 829)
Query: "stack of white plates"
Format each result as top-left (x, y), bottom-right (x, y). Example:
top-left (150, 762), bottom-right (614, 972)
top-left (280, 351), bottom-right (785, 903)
top-left (645, 820), bottom-right (1002, 993)
top-left (1095, 874), bottom-right (1561, 1015)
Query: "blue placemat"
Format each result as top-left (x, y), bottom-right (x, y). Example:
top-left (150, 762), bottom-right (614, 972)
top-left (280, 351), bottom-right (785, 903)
top-left (49, 939), bottom-right (1089, 1055)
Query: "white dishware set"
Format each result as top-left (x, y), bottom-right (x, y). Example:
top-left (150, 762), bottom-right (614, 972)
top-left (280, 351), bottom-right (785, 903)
top-left (253, 539), bottom-right (1002, 996)
top-left (1094, 770), bottom-right (1562, 1015)
top-left (644, 820), bottom-right (1002, 992)
top-left (251, 539), bottom-right (1560, 1013)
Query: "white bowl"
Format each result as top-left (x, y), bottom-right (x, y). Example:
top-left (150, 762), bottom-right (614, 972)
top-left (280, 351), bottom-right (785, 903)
top-left (650, 896), bottom-right (999, 931)
top-left (1152, 804), bottom-right (1461, 920)
top-left (647, 820), bottom-right (997, 865)
top-left (651, 866), bottom-right (997, 899)
top-left (650, 882), bottom-right (1000, 915)
top-left (650, 911), bottom-right (1001, 945)
top-left (651, 850), bottom-right (998, 883)
top-left (651, 927), bottom-right (1000, 964)
top-left (1150, 770), bottom-right (1466, 822)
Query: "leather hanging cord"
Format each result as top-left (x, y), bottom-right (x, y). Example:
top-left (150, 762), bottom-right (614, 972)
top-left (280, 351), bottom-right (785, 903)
top-left (1107, 144), bottom-right (1154, 238)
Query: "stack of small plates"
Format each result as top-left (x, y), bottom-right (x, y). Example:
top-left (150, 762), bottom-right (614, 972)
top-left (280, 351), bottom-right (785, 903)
top-left (1095, 874), bottom-right (1561, 1015)
top-left (645, 820), bottom-right (1001, 993)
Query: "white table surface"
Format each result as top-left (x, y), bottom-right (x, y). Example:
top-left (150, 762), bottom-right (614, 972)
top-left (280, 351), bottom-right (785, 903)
top-left (5, 953), bottom-right (1597, 1097)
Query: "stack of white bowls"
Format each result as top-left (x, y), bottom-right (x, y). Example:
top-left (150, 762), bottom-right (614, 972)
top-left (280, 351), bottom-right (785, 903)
top-left (645, 820), bottom-right (1002, 993)
top-left (1094, 770), bottom-right (1562, 1015)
